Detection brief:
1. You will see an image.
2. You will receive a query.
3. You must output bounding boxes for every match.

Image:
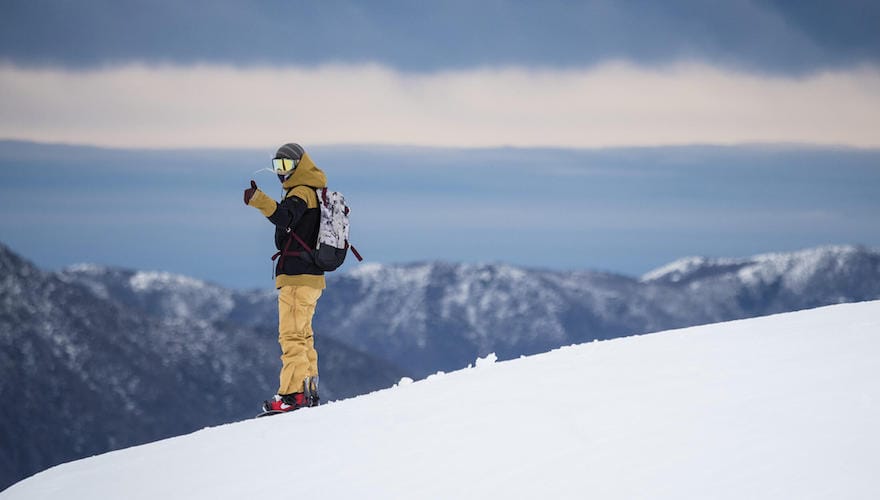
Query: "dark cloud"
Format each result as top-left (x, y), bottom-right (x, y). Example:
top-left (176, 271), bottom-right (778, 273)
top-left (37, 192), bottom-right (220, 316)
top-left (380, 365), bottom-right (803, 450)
top-left (1, 0), bottom-right (877, 73)
top-left (759, 0), bottom-right (880, 56)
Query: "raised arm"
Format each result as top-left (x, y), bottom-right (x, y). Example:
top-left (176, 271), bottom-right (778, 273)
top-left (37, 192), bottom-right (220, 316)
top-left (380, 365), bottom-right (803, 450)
top-left (245, 180), bottom-right (308, 231)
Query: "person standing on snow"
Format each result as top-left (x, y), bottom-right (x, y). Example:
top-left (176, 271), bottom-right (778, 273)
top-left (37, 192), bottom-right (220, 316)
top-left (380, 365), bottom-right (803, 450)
top-left (243, 143), bottom-right (327, 413)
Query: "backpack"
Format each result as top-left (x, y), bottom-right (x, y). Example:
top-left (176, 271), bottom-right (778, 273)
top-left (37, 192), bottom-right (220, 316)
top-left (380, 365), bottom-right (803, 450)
top-left (288, 187), bottom-right (363, 272)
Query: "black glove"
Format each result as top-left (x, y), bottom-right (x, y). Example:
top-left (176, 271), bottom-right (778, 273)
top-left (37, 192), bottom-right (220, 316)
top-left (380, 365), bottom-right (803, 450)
top-left (243, 180), bottom-right (258, 205)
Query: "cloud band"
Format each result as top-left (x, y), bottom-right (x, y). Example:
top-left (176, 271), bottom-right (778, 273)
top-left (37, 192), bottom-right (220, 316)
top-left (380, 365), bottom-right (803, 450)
top-left (1, 62), bottom-right (879, 149)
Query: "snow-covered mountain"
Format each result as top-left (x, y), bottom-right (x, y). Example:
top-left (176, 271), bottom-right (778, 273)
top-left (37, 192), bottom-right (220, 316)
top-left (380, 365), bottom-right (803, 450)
top-left (5, 300), bottom-right (879, 499)
top-left (64, 245), bottom-right (880, 379)
top-left (3, 242), bottom-right (879, 491)
top-left (640, 245), bottom-right (880, 315)
top-left (316, 245), bottom-right (880, 376)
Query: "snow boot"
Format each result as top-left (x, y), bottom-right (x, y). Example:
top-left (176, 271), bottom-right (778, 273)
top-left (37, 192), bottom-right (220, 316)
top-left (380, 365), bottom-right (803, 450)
top-left (305, 376), bottom-right (320, 407)
top-left (262, 392), bottom-right (307, 413)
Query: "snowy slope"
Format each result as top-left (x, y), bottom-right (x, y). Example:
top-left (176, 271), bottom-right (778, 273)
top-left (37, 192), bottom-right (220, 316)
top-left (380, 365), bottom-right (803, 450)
top-left (0, 243), bottom-right (404, 491)
top-left (5, 301), bottom-right (879, 500)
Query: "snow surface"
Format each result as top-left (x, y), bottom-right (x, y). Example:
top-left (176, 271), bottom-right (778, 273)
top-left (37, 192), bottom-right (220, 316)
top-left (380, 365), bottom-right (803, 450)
top-left (4, 301), bottom-right (880, 500)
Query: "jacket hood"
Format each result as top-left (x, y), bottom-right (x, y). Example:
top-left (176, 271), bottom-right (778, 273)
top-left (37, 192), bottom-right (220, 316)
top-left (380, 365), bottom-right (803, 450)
top-left (282, 152), bottom-right (327, 190)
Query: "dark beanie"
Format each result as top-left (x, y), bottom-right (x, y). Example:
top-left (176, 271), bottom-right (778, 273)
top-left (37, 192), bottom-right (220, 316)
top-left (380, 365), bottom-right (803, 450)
top-left (275, 143), bottom-right (305, 160)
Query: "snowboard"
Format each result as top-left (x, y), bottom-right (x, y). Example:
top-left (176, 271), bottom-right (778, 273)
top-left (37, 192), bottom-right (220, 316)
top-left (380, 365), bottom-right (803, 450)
top-left (255, 409), bottom-right (286, 418)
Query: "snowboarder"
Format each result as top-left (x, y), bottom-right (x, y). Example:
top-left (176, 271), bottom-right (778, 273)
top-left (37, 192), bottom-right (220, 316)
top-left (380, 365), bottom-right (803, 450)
top-left (244, 143), bottom-right (327, 414)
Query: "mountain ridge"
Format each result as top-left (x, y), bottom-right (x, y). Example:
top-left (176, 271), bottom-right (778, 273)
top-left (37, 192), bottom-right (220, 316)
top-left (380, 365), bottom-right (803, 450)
top-left (52, 243), bottom-right (880, 376)
top-left (641, 244), bottom-right (875, 283)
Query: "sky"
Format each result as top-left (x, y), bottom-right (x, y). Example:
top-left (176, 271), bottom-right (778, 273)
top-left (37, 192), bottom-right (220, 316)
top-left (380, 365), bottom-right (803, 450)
top-left (1, 0), bottom-right (879, 149)
top-left (2, 141), bottom-right (878, 289)
top-left (0, 1), bottom-right (879, 288)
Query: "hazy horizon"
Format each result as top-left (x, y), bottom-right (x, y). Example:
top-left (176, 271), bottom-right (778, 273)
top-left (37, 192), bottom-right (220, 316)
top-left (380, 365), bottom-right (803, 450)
top-left (2, 140), bottom-right (878, 289)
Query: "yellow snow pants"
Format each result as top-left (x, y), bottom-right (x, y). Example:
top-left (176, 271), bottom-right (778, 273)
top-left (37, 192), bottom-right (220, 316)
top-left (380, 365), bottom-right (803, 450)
top-left (277, 285), bottom-right (322, 395)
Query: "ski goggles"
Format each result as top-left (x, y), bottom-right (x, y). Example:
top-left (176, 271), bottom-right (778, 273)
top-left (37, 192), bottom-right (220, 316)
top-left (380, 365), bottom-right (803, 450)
top-left (272, 157), bottom-right (298, 175)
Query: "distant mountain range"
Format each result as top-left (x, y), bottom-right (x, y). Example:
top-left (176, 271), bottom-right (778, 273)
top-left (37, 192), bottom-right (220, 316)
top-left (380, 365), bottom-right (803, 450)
top-left (2, 242), bottom-right (879, 490)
